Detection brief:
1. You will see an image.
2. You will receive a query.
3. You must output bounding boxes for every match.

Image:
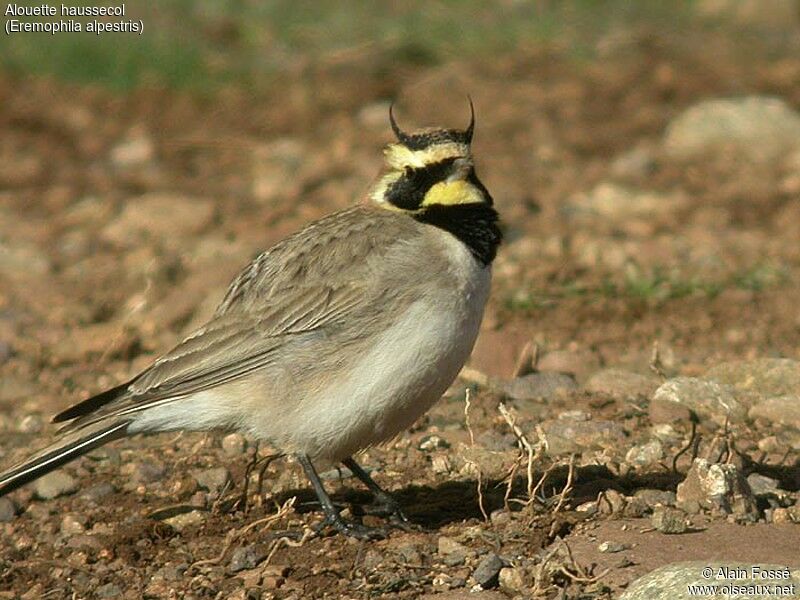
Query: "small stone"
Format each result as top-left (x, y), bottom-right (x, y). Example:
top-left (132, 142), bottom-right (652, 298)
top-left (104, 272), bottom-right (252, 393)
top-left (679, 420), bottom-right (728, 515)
top-left (771, 508), bottom-right (793, 524)
top-left (110, 129), bottom-right (155, 168)
top-left (585, 369), bottom-right (660, 400)
top-left (748, 395), bottom-right (800, 428)
top-left (162, 510), bottom-right (206, 532)
top-left (418, 434), bottom-right (450, 452)
top-left (598, 489), bottom-right (627, 515)
top-left (80, 482), bottom-right (115, 501)
top-left (18, 414), bottom-right (43, 434)
top-left (34, 471), bottom-right (78, 500)
top-left (634, 489), bottom-right (676, 509)
top-left (499, 372), bottom-right (577, 402)
top-left (651, 506), bottom-right (689, 534)
top-left (652, 377), bottom-right (749, 425)
top-left (122, 461), bottom-right (166, 484)
top-left (540, 418), bottom-right (625, 455)
top-left (757, 435), bottom-right (782, 453)
top-left (472, 553), bottom-right (505, 589)
top-left (438, 536), bottom-right (469, 564)
top-left (229, 544), bottom-right (270, 573)
top-left (576, 501), bottom-right (598, 516)
top-left (221, 433), bottom-right (247, 456)
top-left (60, 514), bottom-right (87, 535)
top-left (457, 446), bottom-right (518, 480)
top-left (598, 541), bottom-right (628, 553)
top-left (0, 497), bottom-right (18, 522)
top-left (625, 439), bottom-right (664, 467)
top-left (431, 455), bottom-right (451, 474)
top-left (95, 583), bottom-right (123, 599)
top-left (193, 467), bottom-right (231, 496)
top-left (746, 473), bottom-right (780, 497)
top-left (498, 566), bottom-right (525, 593)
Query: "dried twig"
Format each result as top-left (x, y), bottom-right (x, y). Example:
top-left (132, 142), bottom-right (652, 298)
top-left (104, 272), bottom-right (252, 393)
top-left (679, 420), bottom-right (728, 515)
top-left (552, 454), bottom-right (575, 515)
top-left (512, 340), bottom-right (539, 378)
top-left (190, 496), bottom-right (297, 571)
top-left (463, 388), bottom-right (488, 521)
top-left (498, 401), bottom-right (539, 502)
top-left (649, 340), bottom-right (668, 380)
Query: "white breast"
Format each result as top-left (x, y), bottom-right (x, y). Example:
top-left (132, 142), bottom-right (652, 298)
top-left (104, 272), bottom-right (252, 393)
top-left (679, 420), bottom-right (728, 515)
top-left (279, 234), bottom-right (491, 462)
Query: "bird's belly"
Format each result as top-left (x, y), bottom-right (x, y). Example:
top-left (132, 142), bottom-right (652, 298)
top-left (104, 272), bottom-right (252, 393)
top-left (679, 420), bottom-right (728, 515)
top-left (277, 277), bottom-right (489, 461)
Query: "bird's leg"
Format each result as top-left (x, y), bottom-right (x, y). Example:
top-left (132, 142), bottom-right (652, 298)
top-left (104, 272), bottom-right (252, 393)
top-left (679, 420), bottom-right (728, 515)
top-left (343, 457), bottom-right (412, 527)
top-left (297, 454), bottom-right (385, 540)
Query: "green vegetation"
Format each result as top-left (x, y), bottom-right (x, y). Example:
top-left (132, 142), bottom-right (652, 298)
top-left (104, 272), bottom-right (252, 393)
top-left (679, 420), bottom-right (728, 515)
top-left (0, 0), bottom-right (695, 89)
top-left (503, 262), bottom-right (790, 313)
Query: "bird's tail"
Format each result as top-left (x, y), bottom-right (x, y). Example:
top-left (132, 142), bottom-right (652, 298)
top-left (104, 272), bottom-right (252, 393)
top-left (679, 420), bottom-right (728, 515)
top-left (0, 420), bottom-right (130, 497)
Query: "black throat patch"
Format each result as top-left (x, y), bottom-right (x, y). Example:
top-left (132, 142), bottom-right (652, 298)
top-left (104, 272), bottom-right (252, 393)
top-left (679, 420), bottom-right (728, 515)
top-left (415, 203), bottom-right (502, 266)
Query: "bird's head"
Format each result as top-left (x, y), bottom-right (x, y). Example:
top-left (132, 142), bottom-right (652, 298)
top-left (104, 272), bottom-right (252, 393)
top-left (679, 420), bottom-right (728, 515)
top-left (370, 100), bottom-right (493, 212)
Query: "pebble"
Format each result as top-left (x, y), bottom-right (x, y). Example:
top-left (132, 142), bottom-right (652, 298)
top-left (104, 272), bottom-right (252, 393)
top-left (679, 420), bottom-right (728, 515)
top-left (162, 510), bottom-right (206, 532)
top-left (0, 497), bottom-right (18, 522)
top-left (625, 439), bottom-right (664, 467)
top-left (229, 544), bottom-right (270, 573)
top-left (60, 514), bottom-right (87, 535)
top-left (438, 536), bottom-right (469, 567)
top-left (80, 482), bottom-right (116, 502)
top-left (651, 507), bottom-right (689, 534)
top-left (418, 434), bottom-right (450, 452)
top-left (584, 369), bottom-right (660, 400)
top-left (472, 553), bottom-right (505, 589)
top-left (651, 377), bottom-right (748, 425)
top-left (598, 541), bottom-right (628, 553)
top-left (95, 583), bottom-right (122, 599)
top-left (498, 566), bottom-right (525, 593)
top-left (18, 414), bottom-right (43, 434)
top-left (540, 418), bottom-right (625, 455)
top-left (537, 348), bottom-right (601, 382)
top-left (221, 433), bottom-right (247, 456)
top-left (634, 489), bottom-right (676, 509)
top-left (598, 489), bottom-right (627, 515)
top-left (499, 372), bottom-right (577, 402)
top-left (34, 471), bottom-right (78, 500)
top-left (193, 467), bottom-right (231, 495)
top-left (123, 461), bottom-right (166, 485)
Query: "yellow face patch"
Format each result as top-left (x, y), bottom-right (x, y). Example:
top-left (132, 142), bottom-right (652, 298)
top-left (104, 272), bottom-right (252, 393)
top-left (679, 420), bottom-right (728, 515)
top-left (421, 180), bottom-right (486, 207)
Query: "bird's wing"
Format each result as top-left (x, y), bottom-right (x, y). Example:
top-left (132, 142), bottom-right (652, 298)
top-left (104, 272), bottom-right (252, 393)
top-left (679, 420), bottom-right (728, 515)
top-left (55, 207), bottom-right (416, 429)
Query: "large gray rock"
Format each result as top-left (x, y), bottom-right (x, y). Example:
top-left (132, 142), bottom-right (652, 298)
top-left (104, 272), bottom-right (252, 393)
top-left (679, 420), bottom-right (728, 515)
top-left (620, 562), bottom-right (800, 600)
top-left (749, 395), bottom-right (800, 428)
top-left (499, 372), bottom-right (577, 402)
top-left (706, 358), bottom-right (800, 396)
top-left (585, 369), bottom-right (660, 400)
top-left (652, 377), bottom-right (750, 424)
top-left (664, 97), bottom-right (800, 161)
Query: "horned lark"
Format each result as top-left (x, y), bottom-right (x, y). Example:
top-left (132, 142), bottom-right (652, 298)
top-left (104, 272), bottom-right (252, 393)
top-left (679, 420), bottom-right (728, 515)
top-left (0, 102), bottom-right (501, 538)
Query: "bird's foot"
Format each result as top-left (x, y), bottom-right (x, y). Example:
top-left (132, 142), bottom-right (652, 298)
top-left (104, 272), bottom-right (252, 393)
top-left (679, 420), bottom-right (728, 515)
top-left (315, 513), bottom-right (387, 540)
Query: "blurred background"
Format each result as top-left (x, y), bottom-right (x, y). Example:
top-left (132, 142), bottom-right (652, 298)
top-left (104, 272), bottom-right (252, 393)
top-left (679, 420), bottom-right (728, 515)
top-left (1, 0), bottom-right (799, 401)
top-left (2, 3), bottom-right (800, 597)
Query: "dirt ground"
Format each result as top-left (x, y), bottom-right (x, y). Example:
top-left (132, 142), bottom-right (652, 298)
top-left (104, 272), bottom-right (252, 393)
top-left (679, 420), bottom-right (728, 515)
top-left (1, 20), bottom-right (800, 600)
